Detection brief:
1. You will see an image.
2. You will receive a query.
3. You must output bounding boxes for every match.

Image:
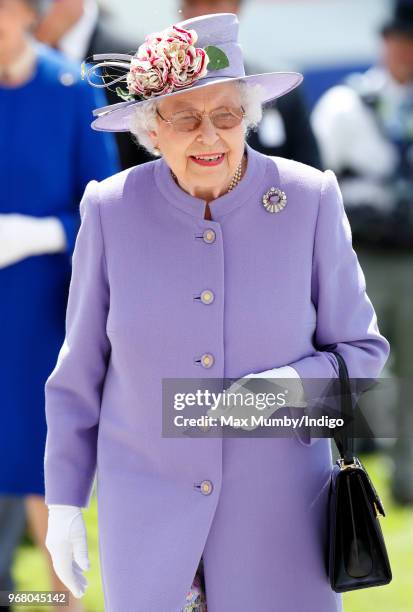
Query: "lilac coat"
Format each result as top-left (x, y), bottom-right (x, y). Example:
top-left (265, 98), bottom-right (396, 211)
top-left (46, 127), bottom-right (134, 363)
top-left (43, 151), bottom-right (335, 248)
top-left (44, 143), bottom-right (390, 611)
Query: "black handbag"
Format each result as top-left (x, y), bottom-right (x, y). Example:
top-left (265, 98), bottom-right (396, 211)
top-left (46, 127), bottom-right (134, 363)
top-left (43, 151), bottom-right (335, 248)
top-left (320, 344), bottom-right (392, 592)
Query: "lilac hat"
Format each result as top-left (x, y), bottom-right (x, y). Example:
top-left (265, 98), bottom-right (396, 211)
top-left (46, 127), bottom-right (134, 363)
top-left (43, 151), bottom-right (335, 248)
top-left (83, 13), bottom-right (303, 133)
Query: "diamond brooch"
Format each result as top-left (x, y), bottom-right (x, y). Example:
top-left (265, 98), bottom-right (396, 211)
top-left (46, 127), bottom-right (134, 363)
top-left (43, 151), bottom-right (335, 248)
top-left (262, 187), bottom-right (287, 213)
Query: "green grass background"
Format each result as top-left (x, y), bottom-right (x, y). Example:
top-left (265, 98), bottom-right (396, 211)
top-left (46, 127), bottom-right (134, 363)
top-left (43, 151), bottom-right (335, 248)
top-left (11, 453), bottom-right (413, 612)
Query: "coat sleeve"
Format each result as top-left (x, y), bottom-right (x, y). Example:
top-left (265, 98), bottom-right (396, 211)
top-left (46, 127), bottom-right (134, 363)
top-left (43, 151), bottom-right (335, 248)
top-left (44, 180), bottom-right (111, 507)
top-left (287, 169), bottom-right (390, 444)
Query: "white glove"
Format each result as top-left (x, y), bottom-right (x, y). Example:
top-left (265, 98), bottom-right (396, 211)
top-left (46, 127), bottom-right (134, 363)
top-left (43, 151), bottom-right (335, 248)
top-left (245, 365), bottom-right (307, 407)
top-left (0, 213), bottom-right (67, 269)
top-left (45, 504), bottom-right (90, 599)
top-left (207, 366), bottom-right (306, 431)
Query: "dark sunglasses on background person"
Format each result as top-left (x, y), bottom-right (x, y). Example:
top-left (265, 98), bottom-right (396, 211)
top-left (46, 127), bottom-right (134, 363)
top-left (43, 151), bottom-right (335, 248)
top-left (156, 105), bottom-right (246, 132)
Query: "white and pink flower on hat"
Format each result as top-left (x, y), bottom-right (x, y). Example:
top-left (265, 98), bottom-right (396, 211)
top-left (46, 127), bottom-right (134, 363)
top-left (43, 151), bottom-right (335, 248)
top-left (126, 25), bottom-right (209, 99)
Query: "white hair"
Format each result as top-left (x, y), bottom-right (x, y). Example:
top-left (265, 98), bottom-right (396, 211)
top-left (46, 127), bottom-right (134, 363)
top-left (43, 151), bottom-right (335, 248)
top-left (129, 81), bottom-right (265, 157)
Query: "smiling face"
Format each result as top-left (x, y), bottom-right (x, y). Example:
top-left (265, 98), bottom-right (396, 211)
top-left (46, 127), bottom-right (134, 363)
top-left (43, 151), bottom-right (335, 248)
top-left (148, 82), bottom-right (246, 199)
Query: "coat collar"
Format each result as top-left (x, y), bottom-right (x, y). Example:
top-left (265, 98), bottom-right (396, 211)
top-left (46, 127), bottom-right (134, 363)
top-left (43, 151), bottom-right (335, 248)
top-left (153, 142), bottom-right (266, 221)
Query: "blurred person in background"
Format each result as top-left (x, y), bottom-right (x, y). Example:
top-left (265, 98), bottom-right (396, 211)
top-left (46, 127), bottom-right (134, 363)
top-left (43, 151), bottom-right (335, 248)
top-left (311, 0), bottom-right (413, 504)
top-left (35, 0), bottom-right (155, 169)
top-left (179, 0), bottom-right (322, 168)
top-left (0, 0), bottom-right (119, 609)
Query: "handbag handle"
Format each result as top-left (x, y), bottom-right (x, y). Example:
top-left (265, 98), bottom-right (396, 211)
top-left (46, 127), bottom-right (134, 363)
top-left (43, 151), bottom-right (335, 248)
top-left (317, 343), bottom-right (355, 465)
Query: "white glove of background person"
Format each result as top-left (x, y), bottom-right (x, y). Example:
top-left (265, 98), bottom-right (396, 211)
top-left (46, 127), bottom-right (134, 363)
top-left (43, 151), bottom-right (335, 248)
top-left (45, 504), bottom-right (90, 599)
top-left (0, 213), bottom-right (67, 269)
top-left (207, 366), bottom-right (306, 431)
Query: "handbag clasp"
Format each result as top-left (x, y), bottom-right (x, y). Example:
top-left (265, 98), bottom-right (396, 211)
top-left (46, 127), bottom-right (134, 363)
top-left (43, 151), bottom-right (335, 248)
top-left (338, 457), bottom-right (359, 470)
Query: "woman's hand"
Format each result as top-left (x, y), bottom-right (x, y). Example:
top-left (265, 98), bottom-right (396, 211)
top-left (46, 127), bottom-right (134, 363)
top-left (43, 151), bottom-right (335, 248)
top-left (45, 504), bottom-right (90, 599)
top-left (206, 366), bottom-right (306, 431)
top-left (245, 365), bottom-right (307, 407)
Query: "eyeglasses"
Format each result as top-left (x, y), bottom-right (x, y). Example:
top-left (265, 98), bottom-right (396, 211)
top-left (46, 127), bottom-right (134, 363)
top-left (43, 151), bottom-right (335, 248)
top-left (156, 105), bottom-right (246, 133)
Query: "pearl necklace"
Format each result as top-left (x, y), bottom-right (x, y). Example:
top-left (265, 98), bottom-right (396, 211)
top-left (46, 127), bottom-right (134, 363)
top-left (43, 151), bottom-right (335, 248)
top-left (227, 157), bottom-right (244, 192)
top-left (171, 154), bottom-right (246, 195)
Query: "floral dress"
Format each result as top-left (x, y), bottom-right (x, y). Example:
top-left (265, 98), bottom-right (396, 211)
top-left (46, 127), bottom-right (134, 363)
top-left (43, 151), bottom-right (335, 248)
top-left (182, 556), bottom-right (207, 611)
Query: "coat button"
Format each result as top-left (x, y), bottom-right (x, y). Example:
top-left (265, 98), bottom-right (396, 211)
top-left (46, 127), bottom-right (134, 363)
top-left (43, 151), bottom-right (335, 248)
top-left (200, 480), bottom-right (213, 495)
top-left (200, 289), bottom-right (215, 304)
top-left (203, 229), bottom-right (216, 243)
top-left (200, 353), bottom-right (214, 368)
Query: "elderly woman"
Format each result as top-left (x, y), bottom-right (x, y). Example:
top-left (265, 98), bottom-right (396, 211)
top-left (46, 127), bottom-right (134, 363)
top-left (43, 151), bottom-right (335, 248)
top-left (44, 13), bottom-right (389, 612)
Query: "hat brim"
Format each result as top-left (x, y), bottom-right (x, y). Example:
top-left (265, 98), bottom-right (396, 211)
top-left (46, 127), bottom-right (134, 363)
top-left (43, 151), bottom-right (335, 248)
top-left (91, 72), bottom-right (303, 132)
